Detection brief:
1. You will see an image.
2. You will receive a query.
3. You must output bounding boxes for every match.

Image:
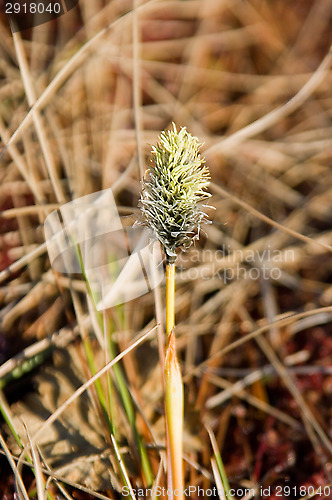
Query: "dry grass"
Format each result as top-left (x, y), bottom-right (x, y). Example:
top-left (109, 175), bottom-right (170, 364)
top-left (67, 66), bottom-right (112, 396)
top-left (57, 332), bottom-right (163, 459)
top-left (1, 0), bottom-right (332, 498)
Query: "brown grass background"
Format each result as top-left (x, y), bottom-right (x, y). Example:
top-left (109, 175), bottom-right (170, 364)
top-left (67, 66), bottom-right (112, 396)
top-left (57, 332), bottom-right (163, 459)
top-left (1, 0), bottom-right (332, 498)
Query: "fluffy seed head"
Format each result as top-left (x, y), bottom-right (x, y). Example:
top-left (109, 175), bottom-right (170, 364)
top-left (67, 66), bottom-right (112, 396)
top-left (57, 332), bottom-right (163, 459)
top-left (138, 123), bottom-right (211, 262)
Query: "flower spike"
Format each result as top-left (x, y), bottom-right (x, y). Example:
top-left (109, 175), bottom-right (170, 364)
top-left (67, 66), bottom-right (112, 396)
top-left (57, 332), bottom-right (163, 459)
top-left (138, 123), bottom-right (211, 262)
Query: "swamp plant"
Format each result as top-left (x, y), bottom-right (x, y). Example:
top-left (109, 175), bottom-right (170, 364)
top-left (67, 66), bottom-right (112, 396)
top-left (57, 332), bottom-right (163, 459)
top-left (138, 123), bottom-right (211, 497)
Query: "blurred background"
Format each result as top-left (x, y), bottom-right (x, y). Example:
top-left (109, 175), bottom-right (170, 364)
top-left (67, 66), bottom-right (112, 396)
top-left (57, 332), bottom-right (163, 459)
top-left (1, 0), bottom-right (332, 498)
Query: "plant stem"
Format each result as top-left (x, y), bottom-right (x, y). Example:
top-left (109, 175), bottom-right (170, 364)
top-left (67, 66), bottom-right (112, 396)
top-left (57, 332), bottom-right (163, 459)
top-left (166, 263), bottom-right (175, 337)
top-left (165, 261), bottom-right (184, 500)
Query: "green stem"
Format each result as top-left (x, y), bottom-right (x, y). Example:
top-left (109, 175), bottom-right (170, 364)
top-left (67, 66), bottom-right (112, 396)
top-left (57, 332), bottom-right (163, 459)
top-left (76, 244), bottom-right (153, 486)
top-left (82, 337), bottom-right (113, 433)
top-left (108, 325), bottom-right (154, 485)
top-left (214, 450), bottom-right (234, 500)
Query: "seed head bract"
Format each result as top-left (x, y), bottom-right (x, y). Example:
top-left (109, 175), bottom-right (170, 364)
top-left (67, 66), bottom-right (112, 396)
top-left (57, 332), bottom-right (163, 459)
top-left (138, 123), bottom-right (211, 262)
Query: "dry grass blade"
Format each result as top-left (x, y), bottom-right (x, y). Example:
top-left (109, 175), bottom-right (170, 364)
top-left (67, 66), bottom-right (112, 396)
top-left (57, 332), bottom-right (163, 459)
top-left (205, 423), bottom-right (236, 500)
top-left (0, 448), bottom-right (114, 500)
top-left (0, 433), bottom-right (30, 500)
top-left (111, 434), bottom-right (137, 500)
top-left (210, 458), bottom-right (227, 500)
top-left (24, 425), bottom-right (45, 500)
top-left (20, 326), bottom-right (157, 460)
top-left (186, 306), bottom-right (332, 380)
top-left (1, 0), bottom-right (332, 495)
top-left (205, 372), bottom-right (300, 430)
top-left (0, 0), bottom-right (161, 160)
top-left (0, 242), bottom-right (48, 284)
top-left (12, 31), bottom-right (66, 203)
top-left (206, 45), bottom-right (332, 155)
top-left (256, 334), bottom-right (332, 455)
top-left (210, 182), bottom-right (332, 253)
top-left (133, 0), bottom-right (144, 178)
top-left (151, 455), bottom-right (166, 500)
